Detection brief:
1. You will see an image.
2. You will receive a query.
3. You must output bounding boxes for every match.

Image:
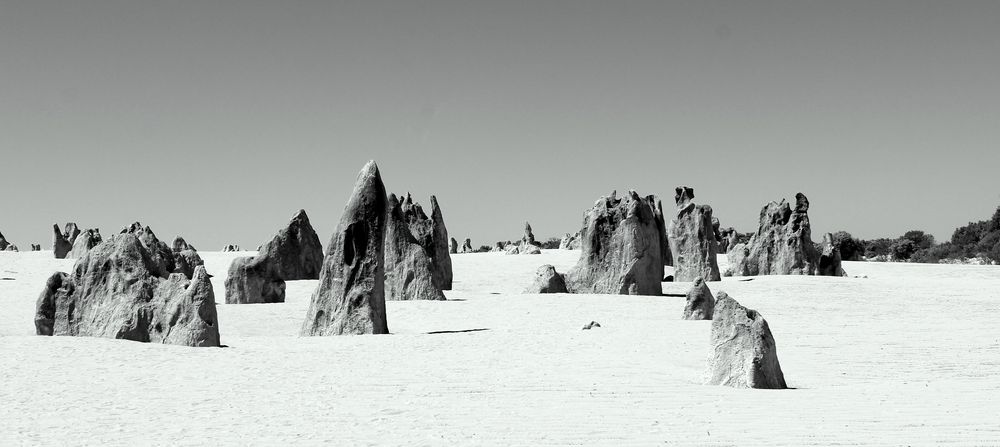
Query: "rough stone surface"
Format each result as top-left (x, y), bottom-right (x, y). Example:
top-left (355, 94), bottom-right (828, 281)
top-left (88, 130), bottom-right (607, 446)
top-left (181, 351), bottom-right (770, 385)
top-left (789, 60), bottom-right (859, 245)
top-left (450, 238), bottom-right (458, 254)
top-left (818, 233), bottom-right (846, 277)
top-left (559, 232), bottom-right (581, 250)
top-left (67, 229), bottom-right (102, 259)
top-left (396, 194), bottom-right (453, 290)
top-left (717, 227), bottom-right (737, 254)
top-left (383, 194), bottom-right (446, 301)
top-left (728, 193), bottom-right (822, 276)
top-left (461, 238), bottom-right (474, 253)
top-left (52, 223), bottom-right (80, 259)
top-left (706, 292), bottom-right (787, 389)
top-left (121, 223), bottom-right (176, 278)
top-left (522, 222), bottom-right (538, 246)
top-left (666, 187), bottom-right (721, 282)
top-left (565, 190), bottom-right (664, 296)
top-left (653, 198), bottom-right (672, 267)
top-left (302, 161), bottom-right (389, 336)
top-left (682, 277), bottom-right (715, 320)
top-left (33, 234), bottom-right (220, 347)
top-left (524, 264), bottom-right (568, 293)
top-left (0, 231), bottom-right (8, 251)
top-left (224, 256), bottom-right (285, 304)
top-left (258, 209), bottom-right (324, 280)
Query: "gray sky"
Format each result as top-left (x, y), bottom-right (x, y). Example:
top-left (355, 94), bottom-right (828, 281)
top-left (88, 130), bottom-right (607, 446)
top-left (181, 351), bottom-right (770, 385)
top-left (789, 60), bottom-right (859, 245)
top-left (2, 0), bottom-right (999, 249)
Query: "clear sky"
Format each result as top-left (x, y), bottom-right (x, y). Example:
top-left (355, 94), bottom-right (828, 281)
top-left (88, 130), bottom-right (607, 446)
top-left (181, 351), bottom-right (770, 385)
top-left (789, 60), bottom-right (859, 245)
top-left (1, 0), bottom-right (999, 250)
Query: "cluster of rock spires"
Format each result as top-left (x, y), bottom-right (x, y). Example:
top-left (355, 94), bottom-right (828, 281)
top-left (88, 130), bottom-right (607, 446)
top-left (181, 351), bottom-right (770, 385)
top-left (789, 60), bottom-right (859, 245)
top-left (504, 222), bottom-right (542, 255)
top-left (717, 226), bottom-right (738, 254)
top-left (666, 187), bottom-right (721, 283)
top-left (67, 228), bottom-right (102, 259)
top-left (727, 193), bottom-right (843, 276)
top-left (383, 193), bottom-right (453, 301)
top-left (563, 190), bottom-right (667, 295)
top-left (221, 244), bottom-right (240, 252)
top-left (35, 227), bottom-right (220, 347)
top-left (302, 161), bottom-right (389, 336)
top-left (225, 209), bottom-right (323, 304)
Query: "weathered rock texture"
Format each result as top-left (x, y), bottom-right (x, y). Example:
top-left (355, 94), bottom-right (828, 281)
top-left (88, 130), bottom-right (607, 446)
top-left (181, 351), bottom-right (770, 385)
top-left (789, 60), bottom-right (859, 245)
top-left (5, 244), bottom-right (18, 252)
top-left (727, 193), bottom-right (822, 276)
top-left (450, 238), bottom-right (458, 254)
top-left (33, 234), bottom-right (220, 347)
top-left (682, 277), bottom-right (715, 320)
top-left (396, 194), bottom-right (453, 290)
top-left (524, 264), bottom-right (568, 293)
top-left (261, 209), bottom-right (324, 280)
top-left (706, 292), bottom-right (787, 389)
top-left (52, 223), bottom-right (81, 259)
top-left (224, 256), bottom-right (285, 304)
top-left (67, 229), bottom-right (102, 259)
top-left (717, 227), bottom-right (738, 254)
top-left (565, 190), bottom-right (665, 295)
top-left (383, 194), bottom-right (446, 301)
top-left (0, 231), bottom-right (8, 251)
top-left (559, 231), bottom-right (581, 250)
top-left (653, 197), bottom-right (672, 267)
top-left (171, 236), bottom-right (205, 280)
top-left (121, 223), bottom-right (176, 277)
top-left (666, 187), bottom-right (721, 282)
top-left (817, 233), bottom-right (845, 277)
top-left (222, 244), bottom-right (240, 252)
top-left (301, 161), bottom-right (389, 336)
top-left (461, 238), bottom-right (474, 253)
top-left (224, 209), bottom-right (322, 304)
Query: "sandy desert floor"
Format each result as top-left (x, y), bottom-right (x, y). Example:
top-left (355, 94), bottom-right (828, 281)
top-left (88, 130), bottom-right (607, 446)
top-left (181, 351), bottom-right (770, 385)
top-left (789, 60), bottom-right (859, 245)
top-left (2, 249), bottom-right (1000, 446)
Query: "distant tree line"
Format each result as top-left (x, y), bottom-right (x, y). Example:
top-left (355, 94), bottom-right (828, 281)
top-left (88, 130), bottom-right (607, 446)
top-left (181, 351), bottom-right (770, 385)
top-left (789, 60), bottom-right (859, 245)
top-left (831, 206), bottom-right (1000, 264)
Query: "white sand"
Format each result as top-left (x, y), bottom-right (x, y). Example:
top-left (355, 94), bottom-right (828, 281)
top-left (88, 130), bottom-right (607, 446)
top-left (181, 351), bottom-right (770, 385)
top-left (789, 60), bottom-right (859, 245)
top-left (2, 250), bottom-right (999, 446)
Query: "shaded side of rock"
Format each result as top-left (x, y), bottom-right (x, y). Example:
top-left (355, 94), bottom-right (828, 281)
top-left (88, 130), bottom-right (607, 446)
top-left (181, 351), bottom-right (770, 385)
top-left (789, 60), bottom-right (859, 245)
top-left (256, 209), bottom-right (324, 280)
top-left (383, 194), bottom-right (446, 301)
top-left (52, 223), bottom-right (80, 259)
top-left (682, 277), bottom-right (715, 320)
top-left (565, 190), bottom-right (664, 295)
top-left (224, 256), bottom-right (285, 304)
top-left (817, 232), bottom-right (845, 277)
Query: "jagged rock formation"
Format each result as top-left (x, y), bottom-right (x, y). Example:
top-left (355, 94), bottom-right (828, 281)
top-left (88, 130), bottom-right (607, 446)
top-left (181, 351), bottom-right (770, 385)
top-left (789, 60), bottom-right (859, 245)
top-left (727, 193), bottom-right (822, 276)
top-left (67, 229), bottom-right (102, 259)
top-left (0, 231), bottom-right (8, 251)
top-left (450, 238), bottom-right (458, 254)
top-left (383, 194), bottom-right (446, 301)
top-left (31, 244), bottom-right (41, 251)
top-left (817, 233), bottom-right (845, 277)
top-left (171, 236), bottom-right (205, 280)
top-left (666, 187), bottom-right (721, 282)
top-left (224, 209), bottom-right (323, 304)
top-left (682, 277), bottom-right (715, 320)
top-left (302, 161), bottom-right (389, 336)
top-left (524, 265), bottom-right (568, 293)
top-left (52, 223), bottom-right (80, 259)
top-left (461, 238), bottom-right (474, 253)
top-left (565, 190), bottom-right (665, 295)
top-left (260, 209), bottom-right (323, 280)
top-left (395, 194), bottom-right (453, 290)
top-left (4, 244), bottom-right (18, 252)
top-left (33, 233), bottom-right (220, 347)
top-left (706, 292), bottom-right (787, 389)
top-left (222, 244), bottom-right (240, 252)
top-left (121, 223), bottom-right (176, 277)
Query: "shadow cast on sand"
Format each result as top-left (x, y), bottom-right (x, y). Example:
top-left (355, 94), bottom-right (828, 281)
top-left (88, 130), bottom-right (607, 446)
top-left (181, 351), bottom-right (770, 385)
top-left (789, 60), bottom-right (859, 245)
top-left (425, 328), bottom-right (490, 335)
